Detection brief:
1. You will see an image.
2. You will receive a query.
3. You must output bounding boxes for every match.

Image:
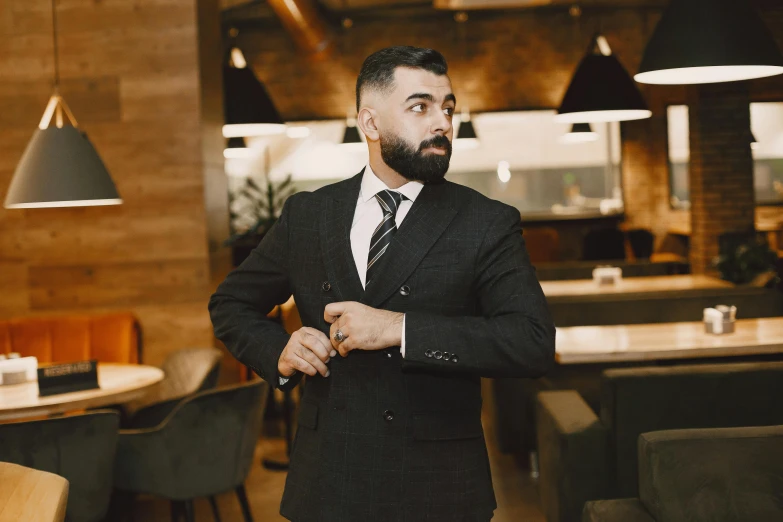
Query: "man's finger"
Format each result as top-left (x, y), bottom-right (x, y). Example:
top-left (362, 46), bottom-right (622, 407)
top-left (289, 352), bottom-right (318, 377)
top-left (329, 320), bottom-right (348, 352)
top-left (302, 327), bottom-right (337, 357)
top-left (296, 346), bottom-right (330, 377)
top-left (324, 301), bottom-right (350, 324)
top-left (300, 330), bottom-right (331, 362)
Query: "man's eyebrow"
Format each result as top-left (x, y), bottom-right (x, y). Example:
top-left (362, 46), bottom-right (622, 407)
top-left (404, 92), bottom-right (457, 105)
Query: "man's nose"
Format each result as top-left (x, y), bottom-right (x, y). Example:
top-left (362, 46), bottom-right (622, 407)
top-left (431, 110), bottom-right (452, 135)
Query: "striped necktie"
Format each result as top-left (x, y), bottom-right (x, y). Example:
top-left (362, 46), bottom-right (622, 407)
top-left (366, 190), bottom-right (406, 286)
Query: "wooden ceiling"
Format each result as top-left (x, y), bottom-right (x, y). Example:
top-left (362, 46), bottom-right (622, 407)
top-left (221, 0), bottom-right (670, 26)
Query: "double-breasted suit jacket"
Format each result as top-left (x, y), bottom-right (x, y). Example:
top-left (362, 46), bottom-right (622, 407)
top-left (209, 170), bottom-right (556, 522)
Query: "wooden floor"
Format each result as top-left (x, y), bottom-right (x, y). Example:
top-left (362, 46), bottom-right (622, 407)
top-left (133, 380), bottom-right (545, 521)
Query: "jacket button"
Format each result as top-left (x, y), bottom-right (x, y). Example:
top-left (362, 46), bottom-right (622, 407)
top-left (434, 351), bottom-right (443, 360)
top-left (322, 281), bottom-right (331, 292)
top-left (451, 354), bottom-right (459, 363)
top-left (443, 351), bottom-right (451, 360)
top-left (399, 285), bottom-right (410, 296)
top-left (425, 350), bottom-right (433, 358)
top-left (383, 410), bottom-right (394, 421)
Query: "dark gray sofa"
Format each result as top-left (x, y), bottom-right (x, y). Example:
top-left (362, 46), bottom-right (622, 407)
top-left (535, 361), bottom-right (783, 522)
top-left (583, 424), bottom-right (783, 522)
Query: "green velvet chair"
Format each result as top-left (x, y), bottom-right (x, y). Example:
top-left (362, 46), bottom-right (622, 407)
top-left (583, 424), bottom-right (783, 522)
top-left (536, 361), bottom-right (783, 522)
top-left (123, 347), bottom-right (223, 429)
top-left (113, 379), bottom-right (269, 522)
top-left (0, 410), bottom-right (120, 522)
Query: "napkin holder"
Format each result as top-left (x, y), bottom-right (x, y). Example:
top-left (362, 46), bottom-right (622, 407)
top-left (0, 356), bottom-right (38, 386)
top-left (703, 305), bottom-right (736, 335)
top-left (37, 360), bottom-right (99, 397)
top-left (593, 266), bottom-right (622, 286)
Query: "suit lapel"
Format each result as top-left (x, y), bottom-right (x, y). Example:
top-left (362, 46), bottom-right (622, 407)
top-left (362, 181), bottom-right (457, 308)
top-left (319, 170), bottom-right (365, 302)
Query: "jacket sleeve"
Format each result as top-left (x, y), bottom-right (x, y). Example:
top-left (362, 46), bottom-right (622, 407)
top-left (402, 205), bottom-right (556, 378)
top-left (208, 196), bottom-right (303, 391)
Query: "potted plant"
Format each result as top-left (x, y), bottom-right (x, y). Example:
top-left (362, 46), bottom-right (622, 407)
top-left (714, 231), bottom-right (779, 286)
top-left (225, 174), bottom-right (296, 267)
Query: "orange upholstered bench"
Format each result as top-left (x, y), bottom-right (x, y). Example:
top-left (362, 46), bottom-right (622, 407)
top-left (0, 313), bottom-right (142, 364)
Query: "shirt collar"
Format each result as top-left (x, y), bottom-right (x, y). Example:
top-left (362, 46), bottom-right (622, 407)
top-left (359, 163), bottom-right (424, 204)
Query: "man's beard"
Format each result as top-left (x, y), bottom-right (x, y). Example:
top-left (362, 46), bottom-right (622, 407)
top-left (379, 131), bottom-right (452, 184)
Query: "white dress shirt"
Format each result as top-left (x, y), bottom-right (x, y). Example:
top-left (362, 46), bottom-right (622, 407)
top-left (280, 165), bottom-right (423, 384)
top-left (351, 164), bottom-right (423, 357)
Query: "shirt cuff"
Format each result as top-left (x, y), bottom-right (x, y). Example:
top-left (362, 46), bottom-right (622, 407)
top-left (279, 375), bottom-right (290, 386)
top-left (400, 313), bottom-right (406, 358)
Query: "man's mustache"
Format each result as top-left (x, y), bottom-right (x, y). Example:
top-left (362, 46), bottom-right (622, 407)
top-left (418, 135), bottom-right (451, 152)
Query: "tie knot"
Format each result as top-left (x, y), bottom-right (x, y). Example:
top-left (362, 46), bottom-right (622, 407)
top-left (374, 190), bottom-right (406, 215)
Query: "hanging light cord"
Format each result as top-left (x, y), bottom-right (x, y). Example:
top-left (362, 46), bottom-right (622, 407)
top-left (51, 0), bottom-right (60, 90)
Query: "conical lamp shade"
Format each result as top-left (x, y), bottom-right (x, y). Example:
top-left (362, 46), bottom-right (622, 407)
top-left (556, 43), bottom-right (651, 123)
top-left (454, 117), bottom-right (479, 150)
top-left (457, 119), bottom-right (477, 140)
top-left (224, 136), bottom-right (257, 159)
top-left (223, 64), bottom-right (286, 137)
top-left (5, 126), bottom-right (121, 209)
top-left (560, 123), bottom-right (599, 143)
top-left (635, 0), bottom-right (783, 85)
top-left (342, 124), bottom-right (361, 144)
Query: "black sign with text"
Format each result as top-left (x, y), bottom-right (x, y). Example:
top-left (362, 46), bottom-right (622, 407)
top-left (37, 360), bottom-right (99, 397)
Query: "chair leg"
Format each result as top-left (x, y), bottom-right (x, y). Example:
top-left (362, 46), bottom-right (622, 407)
top-left (170, 500), bottom-right (182, 522)
top-left (183, 500), bottom-right (196, 522)
top-left (209, 496), bottom-right (222, 522)
top-left (236, 484), bottom-right (254, 522)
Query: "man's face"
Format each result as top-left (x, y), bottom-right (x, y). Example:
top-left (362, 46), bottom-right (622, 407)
top-left (377, 67), bottom-right (455, 184)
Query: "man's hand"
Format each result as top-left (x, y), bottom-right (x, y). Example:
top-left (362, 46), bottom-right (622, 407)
top-left (278, 327), bottom-right (337, 378)
top-left (324, 301), bottom-right (404, 356)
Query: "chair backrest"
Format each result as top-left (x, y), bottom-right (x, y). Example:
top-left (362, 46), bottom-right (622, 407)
top-left (160, 347), bottom-right (222, 397)
top-left (583, 228), bottom-right (626, 262)
top-left (0, 313), bottom-right (141, 364)
top-left (0, 411), bottom-right (120, 522)
top-left (523, 227), bottom-right (560, 264)
top-left (638, 425), bottom-right (783, 522)
top-left (127, 380), bottom-right (268, 499)
top-left (600, 361), bottom-right (783, 498)
top-left (0, 462), bottom-right (69, 522)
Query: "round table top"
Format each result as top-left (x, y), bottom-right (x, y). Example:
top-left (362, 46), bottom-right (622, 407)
top-left (0, 363), bottom-right (164, 422)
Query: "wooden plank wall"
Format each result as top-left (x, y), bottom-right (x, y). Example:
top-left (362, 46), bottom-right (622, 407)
top-left (0, 0), bottom-right (220, 366)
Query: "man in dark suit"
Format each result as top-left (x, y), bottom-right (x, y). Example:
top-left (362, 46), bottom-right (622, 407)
top-left (209, 46), bottom-right (555, 522)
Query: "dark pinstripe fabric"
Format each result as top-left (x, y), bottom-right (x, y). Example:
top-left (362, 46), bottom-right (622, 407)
top-left (209, 169), bottom-right (556, 522)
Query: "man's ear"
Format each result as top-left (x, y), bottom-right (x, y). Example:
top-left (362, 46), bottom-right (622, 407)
top-left (357, 107), bottom-right (380, 142)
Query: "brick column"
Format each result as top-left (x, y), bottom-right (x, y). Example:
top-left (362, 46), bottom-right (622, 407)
top-left (687, 83), bottom-right (756, 275)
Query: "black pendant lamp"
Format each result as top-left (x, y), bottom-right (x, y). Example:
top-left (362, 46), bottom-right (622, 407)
top-left (556, 34), bottom-right (651, 124)
top-left (223, 137), bottom-right (256, 159)
top-left (635, 0), bottom-right (783, 85)
top-left (454, 109), bottom-right (479, 150)
top-left (340, 113), bottom-right (365, 151)
top-left (222, 29), bottom-right (286, 138)
top-left (560, 123), bottom-right (599, 144)
top-left (341, 123), bottom-right (362, 145)
top-left (4, 0), bottom-right (121, 209)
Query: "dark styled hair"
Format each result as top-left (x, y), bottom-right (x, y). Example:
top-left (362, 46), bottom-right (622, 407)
top-left (356, 46), bottom-right (449, 112)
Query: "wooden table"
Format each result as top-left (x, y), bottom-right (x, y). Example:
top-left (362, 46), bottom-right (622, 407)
top-left (541, 274), bottom-right (732, 298)
top-left (0, 363), bottom-right (164, 422)
top-left (556, 317), bottom-right (783, 364)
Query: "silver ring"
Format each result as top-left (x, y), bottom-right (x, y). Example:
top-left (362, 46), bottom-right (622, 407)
top-left (333, 329), bottom-right (346, 343)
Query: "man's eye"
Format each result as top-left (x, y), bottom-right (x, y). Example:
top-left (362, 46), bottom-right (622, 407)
top-left (411, 104), bottom-right (424, 113)
top-left (444, 108), bottom-right (454, 116)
